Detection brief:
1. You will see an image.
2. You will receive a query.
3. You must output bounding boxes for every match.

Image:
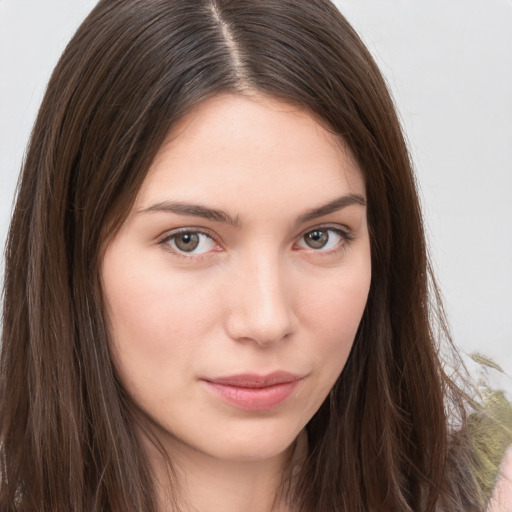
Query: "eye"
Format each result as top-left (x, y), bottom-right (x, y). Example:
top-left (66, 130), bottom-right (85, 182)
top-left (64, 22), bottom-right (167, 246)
top-left (160, 230), bottom-right (218, 255)
top-left (296, 228), bottom-right (350, 251)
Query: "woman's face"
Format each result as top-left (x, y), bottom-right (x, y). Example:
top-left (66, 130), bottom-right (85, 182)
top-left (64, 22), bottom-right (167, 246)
top-left (102, 94), bottom-right (371, 462)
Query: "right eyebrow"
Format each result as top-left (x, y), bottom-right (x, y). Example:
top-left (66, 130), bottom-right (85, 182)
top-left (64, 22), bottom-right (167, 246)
top-left (138, 201), bottom-right (241, 227)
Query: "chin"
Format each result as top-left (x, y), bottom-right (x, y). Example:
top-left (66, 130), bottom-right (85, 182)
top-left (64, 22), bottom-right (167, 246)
top-left (157, 413), bottom-right (306, 464)
top-left (212, 432), bottom-right (299, 462)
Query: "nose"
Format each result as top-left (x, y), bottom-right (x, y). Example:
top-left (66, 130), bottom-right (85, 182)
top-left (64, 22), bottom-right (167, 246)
top-left (225, 252), bottom-right (296, 347)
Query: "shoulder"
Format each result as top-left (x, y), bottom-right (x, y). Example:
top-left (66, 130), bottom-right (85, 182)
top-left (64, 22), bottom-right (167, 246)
top-left (468, 386), bottom-right (512, 512)
top-left (465, 387), bottom-right (512, 510)
top-left (486, 444), bottom-right (512, 512)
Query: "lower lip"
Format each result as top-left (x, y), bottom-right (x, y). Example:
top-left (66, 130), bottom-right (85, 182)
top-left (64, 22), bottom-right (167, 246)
top-left (203, 380), bottom-right (300, 412)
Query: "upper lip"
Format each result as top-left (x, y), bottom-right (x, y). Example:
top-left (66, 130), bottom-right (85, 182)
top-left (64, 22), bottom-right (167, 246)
top-left (203, 371), bottom-right (304, 388)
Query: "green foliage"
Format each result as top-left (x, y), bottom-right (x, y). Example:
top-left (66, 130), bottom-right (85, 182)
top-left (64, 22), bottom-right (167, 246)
top-left (468, 354), bottom-right (512, 502)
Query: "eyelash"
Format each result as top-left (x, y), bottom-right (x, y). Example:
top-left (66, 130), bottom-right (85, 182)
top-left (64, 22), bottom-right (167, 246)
top-left (157, 225), bottom-right (354, 259)
top-left (157, 228), bottom-right (221, 260)
top-left (296, 226), bottom-right (355, 256)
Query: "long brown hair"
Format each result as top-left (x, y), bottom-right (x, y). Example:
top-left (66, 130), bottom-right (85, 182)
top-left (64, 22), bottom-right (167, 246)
top-left (0, 0), bottom-right (488, 510)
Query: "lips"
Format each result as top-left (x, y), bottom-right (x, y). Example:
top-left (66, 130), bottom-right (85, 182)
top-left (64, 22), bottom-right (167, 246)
top-left (202, 371), bottom-right (303, 412)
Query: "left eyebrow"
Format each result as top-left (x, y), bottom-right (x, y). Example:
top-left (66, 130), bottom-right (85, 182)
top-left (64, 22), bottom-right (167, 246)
top-left (295, 193), bottom-right (366, 227)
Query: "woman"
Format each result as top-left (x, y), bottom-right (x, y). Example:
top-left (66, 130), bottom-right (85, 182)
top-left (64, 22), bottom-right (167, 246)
top-left (0, 0), bottom-right (510, 511)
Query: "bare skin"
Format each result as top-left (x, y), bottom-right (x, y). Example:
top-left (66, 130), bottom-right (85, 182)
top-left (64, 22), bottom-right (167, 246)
top-left (102, 94), bottom-right (371, 512)
top-left (488, 446), bottom-right (512, 512)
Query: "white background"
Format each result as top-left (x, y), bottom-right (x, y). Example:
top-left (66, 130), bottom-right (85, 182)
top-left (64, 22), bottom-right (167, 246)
top-left (1, 1), bottom-right (511, 383)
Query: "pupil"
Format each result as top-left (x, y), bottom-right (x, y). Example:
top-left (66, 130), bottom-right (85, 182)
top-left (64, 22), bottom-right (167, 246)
top-left (306, 230), bottom-right (328, 249)
top-left (175, 233), bottom-right (200, 252)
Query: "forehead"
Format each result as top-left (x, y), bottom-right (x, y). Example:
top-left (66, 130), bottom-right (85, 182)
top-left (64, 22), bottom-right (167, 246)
top-left (136, 93), bottom-right (365, 214)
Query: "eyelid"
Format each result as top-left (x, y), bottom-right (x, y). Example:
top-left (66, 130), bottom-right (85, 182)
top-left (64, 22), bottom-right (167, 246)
top-left (294, 224), bottom-right (355, 253)
top-left (157, 226), bottom-right (220, 244)
top-left (157, 227), bottom-right (223, 258)
top-left (296, 223), bottom-right (354, 241)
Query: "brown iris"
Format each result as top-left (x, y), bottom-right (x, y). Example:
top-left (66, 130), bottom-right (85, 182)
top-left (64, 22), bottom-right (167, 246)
top-left (304, 230), bottom-right (329, 249)
top-left (174, 232), bottom-right (200, 252)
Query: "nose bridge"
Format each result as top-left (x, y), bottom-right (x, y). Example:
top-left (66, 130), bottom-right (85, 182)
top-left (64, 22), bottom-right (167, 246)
top-left (226, 246), bottom-right (295, 346)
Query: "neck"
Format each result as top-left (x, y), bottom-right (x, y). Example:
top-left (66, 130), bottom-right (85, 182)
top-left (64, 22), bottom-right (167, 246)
top-left (140, 427), bottom-right (307, 512)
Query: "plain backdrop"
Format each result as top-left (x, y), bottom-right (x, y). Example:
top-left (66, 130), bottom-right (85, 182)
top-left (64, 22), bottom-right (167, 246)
top-left (1, 1), bottom-right (511, 385)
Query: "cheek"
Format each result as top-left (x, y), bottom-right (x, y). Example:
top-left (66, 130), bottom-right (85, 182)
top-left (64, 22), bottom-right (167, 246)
top-left (101, 250), bottom-right (221, 386)
top-left (305, 255), bottom-right (370, 331)
top-left (299, 255), bottom-right (371, 372)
